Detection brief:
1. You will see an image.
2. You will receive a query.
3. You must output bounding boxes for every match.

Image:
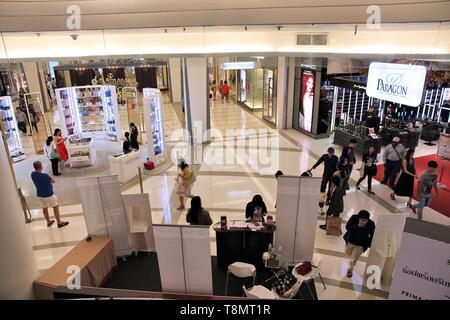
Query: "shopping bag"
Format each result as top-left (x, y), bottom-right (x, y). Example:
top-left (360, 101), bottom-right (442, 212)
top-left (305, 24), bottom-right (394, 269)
top-left (326, 216), bottom-right (342, 236)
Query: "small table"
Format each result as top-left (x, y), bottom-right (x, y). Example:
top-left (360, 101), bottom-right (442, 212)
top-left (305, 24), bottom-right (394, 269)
top-left (214, 221), bottom-right (275, 270)
top-left (33, 236), bottom-right (117, 299)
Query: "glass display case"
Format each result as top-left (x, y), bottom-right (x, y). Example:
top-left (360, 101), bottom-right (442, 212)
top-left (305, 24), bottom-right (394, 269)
top-left (56, 88), bottom-right (77, 136)
top-left (0, 96), bottom-right (26, 162)
top-left (67, 135), bottom-right (96, 167)
top-left (143, 88), bottom-right (165, 165)
top-left (123, 87), bottom-right (143, 144)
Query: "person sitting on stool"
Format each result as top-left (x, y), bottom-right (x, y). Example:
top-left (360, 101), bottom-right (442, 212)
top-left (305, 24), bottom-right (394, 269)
top-left (245, 194), bottom-right (268, 222)
top-left (123, 132), bottom-right (131, 154)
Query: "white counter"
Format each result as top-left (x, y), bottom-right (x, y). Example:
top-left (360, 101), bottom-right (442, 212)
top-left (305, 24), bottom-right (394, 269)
top-left (109, 150), bottom-right (141, 183)
top-left (67, 138), bottom-right (96, 167)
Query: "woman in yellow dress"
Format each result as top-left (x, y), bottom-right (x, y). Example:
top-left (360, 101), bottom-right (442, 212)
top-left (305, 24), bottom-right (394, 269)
top-left (176, 162), bottom-right (196, 210)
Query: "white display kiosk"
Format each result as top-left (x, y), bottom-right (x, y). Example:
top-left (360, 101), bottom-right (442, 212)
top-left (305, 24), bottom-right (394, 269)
top-left (67, 136), bottom-right (96, 167)
top-left (0, 96), bottom-right (26, 162)
top-left (143, 88), bottom-right (166, 165)
top-left (109, 150), bottom-right (141, 183)
top-left (56, 85), bottom-right (121, 141)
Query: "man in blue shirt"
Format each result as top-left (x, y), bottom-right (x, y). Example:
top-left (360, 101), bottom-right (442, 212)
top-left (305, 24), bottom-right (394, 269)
top-left (31, 161), bottom-right (68, 228)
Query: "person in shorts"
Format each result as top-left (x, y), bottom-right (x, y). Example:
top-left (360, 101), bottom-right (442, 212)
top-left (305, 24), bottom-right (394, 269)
top-left (31, 161), bottom-right (69, 228)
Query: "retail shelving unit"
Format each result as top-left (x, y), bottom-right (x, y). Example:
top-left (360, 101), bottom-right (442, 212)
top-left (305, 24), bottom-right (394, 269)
top-left (143, 88), bottom-right (165, 165)
top-left (57, 85), bottom-right (121, 141)
top-left (56, 88), bottom-right (77, 136)
top-left (0, 96), bottom-right (26, 162)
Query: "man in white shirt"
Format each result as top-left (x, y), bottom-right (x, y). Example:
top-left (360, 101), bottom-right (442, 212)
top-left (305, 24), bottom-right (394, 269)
top-left (381, 136), bottom-right (406, 194)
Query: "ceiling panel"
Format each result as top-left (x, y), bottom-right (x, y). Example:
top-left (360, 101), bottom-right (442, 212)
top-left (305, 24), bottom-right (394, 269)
top-left (0, 0), bottom-right (449, 32)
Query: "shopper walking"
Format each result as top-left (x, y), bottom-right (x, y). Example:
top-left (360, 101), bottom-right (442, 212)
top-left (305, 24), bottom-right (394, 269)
top-left (210, 80), bottom-right (217, 101)
top-left (219, 80), bottom-right (224, 101)
top-left (53, 129), bottom-right (69, 171)
top-left (176, 161), bottom-right (196, 210)
top-left (29, 108), bottom-right (39, 133)
top-left (186, 196), bottom-right (213, 226)
top-left (382, 136), bottom-right (406, 197)
top-left (355, 146), bottom-right (378, 194)
top-left (16, 107), bottom-right (27, 135)
top-left (31, 161), bottom-right (68, 228)
top-left (129, 123), bottom-right (139, 150)
top-left (320, 175), bottom-right (345, 231)
top-left (309, 147), bottom-right (339, 194)
top-left (393, 148), bottom-right (417, 207)
top-left (340, 139), bottom-right (357, 184)
top-left (343, 210), bottom-right (375, 278)
top-left (411, 161), bottom-right (439, 220)
top-left (44, 136), bottom-right (60, 176)
top-left (220, 80), bottom-right (230, 103)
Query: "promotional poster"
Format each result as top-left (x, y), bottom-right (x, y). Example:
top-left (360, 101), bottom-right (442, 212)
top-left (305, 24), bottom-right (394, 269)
top-left (298, 69), bottom-right (316, 132)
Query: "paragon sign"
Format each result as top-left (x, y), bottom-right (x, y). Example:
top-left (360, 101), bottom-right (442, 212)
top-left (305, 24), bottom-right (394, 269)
top-left (366, 62), bottom-right (427, 107)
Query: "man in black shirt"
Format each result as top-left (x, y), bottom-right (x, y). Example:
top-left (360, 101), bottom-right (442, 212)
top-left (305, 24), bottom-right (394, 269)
top-left (309, 147), bottom-right (338, 193)
top-left (343, 210), bottom-right (375, 278)
top-left (363, 106), bottom-right (380, 135)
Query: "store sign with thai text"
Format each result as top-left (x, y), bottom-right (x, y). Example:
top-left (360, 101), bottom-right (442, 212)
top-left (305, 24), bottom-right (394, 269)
top-left (366, 62), bottom-right (427, 107)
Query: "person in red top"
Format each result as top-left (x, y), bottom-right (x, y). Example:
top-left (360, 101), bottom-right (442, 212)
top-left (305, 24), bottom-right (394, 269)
top-left (53, 128), bottom-right (69, 172)
top-left (220, 80), bottom-right (230, 103)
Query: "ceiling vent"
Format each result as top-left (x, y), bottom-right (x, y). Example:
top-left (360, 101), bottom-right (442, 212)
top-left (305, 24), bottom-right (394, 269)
top-left (297, 33), bottom-right (328, 46)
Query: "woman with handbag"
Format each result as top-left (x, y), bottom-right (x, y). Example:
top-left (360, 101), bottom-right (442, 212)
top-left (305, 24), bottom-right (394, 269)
top-left (393, 148), bottom-right (417, 208)
top-left (44, 136), bottom-right (60, 176)
top-left (355, 146), bottom-right (378, 194)
top-left (176, 161), bottom-right (196, 210)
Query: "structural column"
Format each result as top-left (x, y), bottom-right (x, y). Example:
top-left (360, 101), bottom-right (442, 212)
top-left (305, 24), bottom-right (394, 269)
top-left (168, 58), bottom-right (182, 103)
top-left (0, 137), bottom-right (38, 299)
top-left (181, 57), bottom-right (210, 145)
top-left (276, 56), bottom-right (288, 129)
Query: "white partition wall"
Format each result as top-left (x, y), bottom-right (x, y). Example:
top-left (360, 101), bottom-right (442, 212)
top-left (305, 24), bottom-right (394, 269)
top-left (122, 193), bottom-right (156, 252)
top-left (154, 224), bottom-right (213, 295)
top-left (365, 213), bottom-right (408, 287)
top-left (181, 227), bottom-right (213, 295)
top-left (274, 176), bottom-right (321, 264)
top-left (77, 175), bottom-right (132, 257)
top-left (153, 225), bottom-right (186, 293)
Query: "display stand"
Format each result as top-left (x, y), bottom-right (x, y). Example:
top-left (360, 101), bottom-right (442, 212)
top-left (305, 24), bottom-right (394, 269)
top-left (274, 176), bottom-right (321, 265)
top-left (389, 218), bottom-right (450, 300)
top-left (57, 85), bottom-right (121, 141)
top-left (0, 96), bottom-right (26, 162)
top-left (109, 150), bottom-right (141, 183)
top-left (365, 213), bottom-right (408, 288)
top-left (437, 133), bottom-right (450, 186)
top-left (143, 88), bottom-right (166, 165)
top-left (24, 91), bottom-right (50, 154)
top-left (67, 135), bottom-right (96, 167)
top-left (153, 224), bottom-right (213, 295)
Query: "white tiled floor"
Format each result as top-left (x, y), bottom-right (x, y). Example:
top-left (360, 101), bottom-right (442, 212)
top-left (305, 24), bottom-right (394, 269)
top-left (26, 97), bottom-right (450, 299)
